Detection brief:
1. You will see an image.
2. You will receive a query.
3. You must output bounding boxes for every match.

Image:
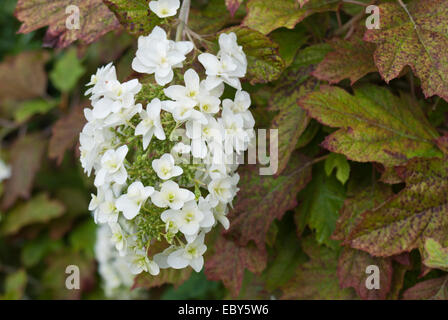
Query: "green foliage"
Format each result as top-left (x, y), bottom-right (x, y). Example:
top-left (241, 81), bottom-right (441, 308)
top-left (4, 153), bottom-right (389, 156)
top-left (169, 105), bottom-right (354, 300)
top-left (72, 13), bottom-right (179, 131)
top-left (50, 49), bottom-right (86, 92)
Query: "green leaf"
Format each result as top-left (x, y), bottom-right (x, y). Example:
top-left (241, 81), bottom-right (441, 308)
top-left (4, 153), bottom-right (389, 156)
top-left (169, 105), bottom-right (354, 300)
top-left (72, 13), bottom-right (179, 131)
top-left (161, 272), bottom-right (223, 300)
top-left (1, 193), bottom-right (65, 235)
top-left (133, 267), bottom-right (192, 290)
top-left (313, 33), bottom-right (376, 85)
top-left (15, 0), bottom-right (119, 48)
top-left (104, 0), bottom-right (164, 36)
top-left (422, 238), bottom-right (448, 271)
top-left (325, 153), bottom-right (350, 185)
top-left (1, 269), bottom-right (27, 300)
top-left (296, 163), bottom-right (346, 248)
top-left (222, 26), bottom-right (285, 84)
top-left (50, 49), bottom-right (85, 92)
top-left (299, 85), bottom-right (442, 166)
top-left (364, 0), bottom-right (448, 101)
top-left (69, 219), bottom-right (97, 258)
top-left (269, 28), bottom-right (308, 67)
top-left (291, 43), bottom-right (333, 68)
top-left (243, 0), bottom-right (340, 35)
top-left (262, 213), bottom-right (308, 291)
top-left (281, 237), bottom-right (357, 299)
top-left (21, 235), bottom-right (63, 267)
top-left (347, 157), bottom-right (448, 257)
top-left (14, 98), bottom-right (58, 123)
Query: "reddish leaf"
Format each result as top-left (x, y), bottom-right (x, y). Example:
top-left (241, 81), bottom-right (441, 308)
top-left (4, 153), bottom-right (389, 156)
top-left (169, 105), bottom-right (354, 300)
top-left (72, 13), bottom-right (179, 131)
top-left (338, 247), bottom-right (393, 300)
top-left (2, 134), bottom-right (47, 209)
top-left (15, 0), bottom-right (120, 48)
top-left (313, 34), bottom-right (376, 85)
top-left (364, 0), bottom-right (448, 101)
top-left (0, 51), bottom-right (49, 102)
top-left (347, 157), bottom-right (448, 257)
top-left (204, 236), bottom-right (267, 297)
top-left (49, 104), bottom-right (87, 164)
top-left (226, 152), bottom-right (312, 250)
top-left (402, 276), bottom-right (448, 300)
top-left (225, 0), bottom-right (243, 17)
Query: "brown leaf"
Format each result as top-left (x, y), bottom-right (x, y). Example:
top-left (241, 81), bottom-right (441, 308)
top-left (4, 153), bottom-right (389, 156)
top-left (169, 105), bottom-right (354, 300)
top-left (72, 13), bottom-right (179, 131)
top-left (338, 247), bottom-right (393, 300)
top-left (2, 134), bottom-right (47, 209)
top-left (226, 152), bottom-right (312, 250)
top-left (312, 34), bottom-right (376, 85)
top-left (49, 104), bottom-right (87, 164)
top-left (15, 0), bottom-right (120, 48)
top-left (0, 51), bottom-right (49, 102)
top-left (204, 236), bottom-right (267, 297)
top-left (225, 0), bottom-right (243, 17)
top-left (402, 276), bottom-right (448, 300)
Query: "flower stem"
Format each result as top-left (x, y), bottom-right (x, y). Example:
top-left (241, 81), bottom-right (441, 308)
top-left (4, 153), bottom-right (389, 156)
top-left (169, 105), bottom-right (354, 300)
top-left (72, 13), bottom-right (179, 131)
top-left (176, 0), bottom-right (191, 42)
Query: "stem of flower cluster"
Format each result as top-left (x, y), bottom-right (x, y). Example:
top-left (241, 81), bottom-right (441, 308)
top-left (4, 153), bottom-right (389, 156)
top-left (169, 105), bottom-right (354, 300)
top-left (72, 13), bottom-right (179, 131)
top-left (176, 0), bottom-right (191, 42)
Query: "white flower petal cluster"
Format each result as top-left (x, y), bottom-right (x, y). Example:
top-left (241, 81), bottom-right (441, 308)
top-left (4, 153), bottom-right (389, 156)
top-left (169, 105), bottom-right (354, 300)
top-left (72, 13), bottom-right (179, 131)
top-left (132, 26), bottom-right (193, 86)
top-left (82, 24), bottom-right (253, 278)
top-left (149, 0), bottom-right (180, 18)
top-left (198, 32), bottom-right (247, 90)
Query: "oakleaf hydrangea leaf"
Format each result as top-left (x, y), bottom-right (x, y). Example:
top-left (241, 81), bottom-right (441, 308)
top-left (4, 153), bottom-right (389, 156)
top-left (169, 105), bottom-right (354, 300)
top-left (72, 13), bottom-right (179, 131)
top-left (299, 85), bottom-right (443, 166)
top-left (338, 247), bottom-right (393, 300)
top-left (1, 193), bottom-right (65, 235)
top-left (226, 152), bottom-right (312, 250)
top-left (347, 157), bottom-right (448, 257)
top-left (364, 0), bottom-right (448, 101)
top-left (222, 26), bottom-right (285, 84)
top-left (403, 276), bottom-right (448, 300)
top-left (324, 153), bottom-right (350, 185)
top-left (422, 238), bottom-right (448, 271)
top-left (313, 34), bottom-right (376, 85)
top-left (243, 0), bottom-right (340, 35)
top-left (104, 0), bottom-right (164, 36)
top-left (15, 0), bottom-right (120, 48)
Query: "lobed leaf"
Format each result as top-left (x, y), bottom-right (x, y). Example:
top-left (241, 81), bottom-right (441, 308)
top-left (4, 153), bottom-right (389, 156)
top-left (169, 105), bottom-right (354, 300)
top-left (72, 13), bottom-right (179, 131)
top-left (15, 0), bottom-right (120, 48)
top-left (364, 0), bottom-right (448, 101)
top-left (347, 157), bottom-right (448, 257)
top-left (243, 0), bottom-right (340, 35)
top-left (313, 34), bottom-right (376, 85)
top-left (299, 85), bottom-right (442, 166)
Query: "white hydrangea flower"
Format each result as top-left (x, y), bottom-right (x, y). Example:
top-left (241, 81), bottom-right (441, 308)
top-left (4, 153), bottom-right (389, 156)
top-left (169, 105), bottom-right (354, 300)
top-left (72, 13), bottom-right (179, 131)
top-left (128, 249), bottom-right (160, 275)
top-left (152, 153), bottom-right (183, 180)
top-left (135, 98), bottom-right (166, 150)
top-left (116, 181), bottom-right (154, 220)
top-left (0, 159), bottom-right (11, 183)
top-left (207, 174), bottom-right (240, 207)
top-left (109, 222), bottom-right (127, 255)
top-left (85, 62), bottom-right (117, 102)
top-left (95, 188), bottom-right (120, 224)
top-left (222, 90), bottom-right (255, 129)
top-left (149, 0), bottom-right (180, 18)
top-left (132, 26), bottom-right (193, 86)
top-left (167, 233), bottom-right (207, 272)
top-left (95, 145), bottom-right (128, 187)
top-left (151, 180), bottom-right (195, 210)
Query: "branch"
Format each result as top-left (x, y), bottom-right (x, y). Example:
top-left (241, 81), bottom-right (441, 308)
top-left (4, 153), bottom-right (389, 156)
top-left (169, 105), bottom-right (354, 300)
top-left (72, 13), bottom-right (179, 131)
top-left (175, 0), bottom-right (191, 42)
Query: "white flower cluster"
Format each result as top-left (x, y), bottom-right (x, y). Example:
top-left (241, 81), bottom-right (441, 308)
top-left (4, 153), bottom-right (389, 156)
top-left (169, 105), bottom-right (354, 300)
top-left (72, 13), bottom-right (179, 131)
top-left (82, 22), bottom-right (253, 277)
top-left (95, 224), bottom-right (147, 299)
